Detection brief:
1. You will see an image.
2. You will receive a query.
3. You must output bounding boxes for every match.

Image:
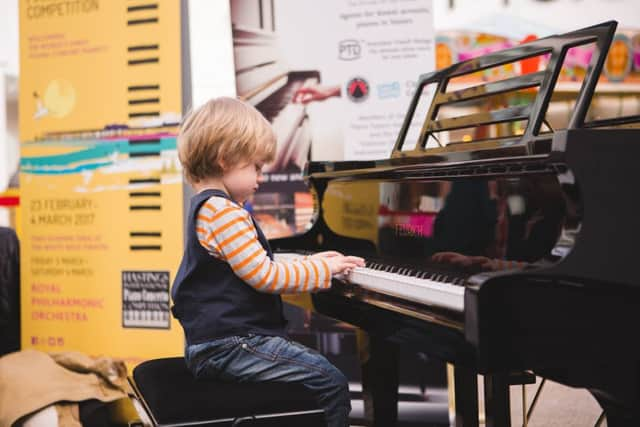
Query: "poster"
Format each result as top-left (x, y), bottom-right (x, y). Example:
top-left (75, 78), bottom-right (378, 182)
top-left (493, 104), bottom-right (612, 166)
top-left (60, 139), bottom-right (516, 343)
top-left (19, 0), bottom-right (185, 365)
top-left (20, 0), bottom-right (182, 142)
top-left (229, 0), bottom-right (435, 238)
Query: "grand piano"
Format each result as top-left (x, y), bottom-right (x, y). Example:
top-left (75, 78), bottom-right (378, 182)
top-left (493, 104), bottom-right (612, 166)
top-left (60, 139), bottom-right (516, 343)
top-left (271, 21), bottom-right (640, 427)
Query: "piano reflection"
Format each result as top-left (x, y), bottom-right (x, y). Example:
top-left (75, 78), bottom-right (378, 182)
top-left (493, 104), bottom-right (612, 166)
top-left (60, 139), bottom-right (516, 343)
top-left (270, 21), bottom-right (640, 427)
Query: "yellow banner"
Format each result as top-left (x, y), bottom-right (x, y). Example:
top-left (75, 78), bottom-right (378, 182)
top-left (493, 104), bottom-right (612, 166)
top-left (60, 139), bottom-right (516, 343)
top-left (20, 136), bottom-right (185, 365)
top-left (19, 0), bottom-right (185, 365)
top-left (19, 0), bottom-right (182, 141)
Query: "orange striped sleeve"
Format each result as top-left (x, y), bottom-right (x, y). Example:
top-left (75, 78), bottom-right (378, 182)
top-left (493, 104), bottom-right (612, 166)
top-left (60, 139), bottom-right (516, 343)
top-left (267, 264), bottom-right (281, 292)
top-left (217, 225), bottom-right (254, 249)
top-left (197, 214), bottom-right (212, 223)
top-left (320, 259), bottom-right (331, 288)
top-left (292, 263), bottom-right (300, 292)
top-left (201, 237), bottom-right (221, 253)
top-left (196, 196), bottom-right (253, 260)
top-left (254, 263), bottom-right (274, 290)
top-left (310, 261), bottom-right (320, 291)
top-left (209, 206), bottom-right (236, 223)
top-left (225, 237), bottom-right (258, 260)
top-left (214, 216), bottom-right (246, 235)
top-left (202, 202), bottom-right (217, 212)
top-left (218, 228), bottom-right (255, 253)
top-left (240, 260), bottom-right (266, 282)
top-left (301, 262), bottom-right (310, 292)
top-left (231, 247), bottom-right (263, 270)
top-left (197, 197), bottom-right (332, 295)
top-left (282, 264), bottom-right (291, 293)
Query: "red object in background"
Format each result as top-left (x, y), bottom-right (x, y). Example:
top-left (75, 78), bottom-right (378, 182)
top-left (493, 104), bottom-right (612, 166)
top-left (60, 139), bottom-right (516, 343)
top-left (520, 34), bottom-right (541, 74)
top-left (0, 196), bottom-right (19, 206)
top-left (346, 77), bottom-right (369, 102)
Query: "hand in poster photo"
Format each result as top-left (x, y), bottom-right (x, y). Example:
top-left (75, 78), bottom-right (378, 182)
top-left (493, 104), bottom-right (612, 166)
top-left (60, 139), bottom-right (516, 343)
top-left (293, 84), bottom-right (341, 104)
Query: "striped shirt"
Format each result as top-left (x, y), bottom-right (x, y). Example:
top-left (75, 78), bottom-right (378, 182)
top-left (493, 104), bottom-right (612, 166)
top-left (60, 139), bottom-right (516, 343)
top-left (196, 196), bottom-right (332, 294)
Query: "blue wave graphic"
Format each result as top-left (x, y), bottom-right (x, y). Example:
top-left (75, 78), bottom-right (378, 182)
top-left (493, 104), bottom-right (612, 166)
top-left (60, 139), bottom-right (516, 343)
top-left (20, 137), bottom-right (177, 175)
top-left (21, 162), bottom-right (113, 175)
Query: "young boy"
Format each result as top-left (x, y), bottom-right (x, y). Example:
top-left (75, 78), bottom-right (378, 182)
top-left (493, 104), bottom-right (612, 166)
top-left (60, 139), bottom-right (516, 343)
top-left (171, 97), bottom-right (365, 427)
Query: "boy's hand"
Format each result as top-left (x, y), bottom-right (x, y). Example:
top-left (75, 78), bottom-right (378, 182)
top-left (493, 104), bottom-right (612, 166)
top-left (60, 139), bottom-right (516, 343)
top-left (324, 254), bottom-right (365, 276)
top-left (310, 250), bottom-right (343, 259)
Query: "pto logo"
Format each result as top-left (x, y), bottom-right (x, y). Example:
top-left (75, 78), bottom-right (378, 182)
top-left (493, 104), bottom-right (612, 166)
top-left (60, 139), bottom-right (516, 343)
top-left (339, 39), bottom-right (362, 61)
top-left (346, 77), bottom-right (369, 103)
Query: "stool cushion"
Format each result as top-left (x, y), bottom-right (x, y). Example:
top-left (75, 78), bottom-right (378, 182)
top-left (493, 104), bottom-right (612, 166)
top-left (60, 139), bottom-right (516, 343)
top-left (132, 357), bottom-right (322, 425)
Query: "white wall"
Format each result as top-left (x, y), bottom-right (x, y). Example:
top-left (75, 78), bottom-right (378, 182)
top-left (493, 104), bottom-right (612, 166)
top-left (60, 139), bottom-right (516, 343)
top-left (0, 72), bottom-right (7, 193)
top-left (0, 0), bottom-right (19, 77)
top-left (0, 71), bottom-right (19, 194)
top-left (0, 0), bottom-right (19, 196)
top-left (187, 0), bottom-right (236, 110)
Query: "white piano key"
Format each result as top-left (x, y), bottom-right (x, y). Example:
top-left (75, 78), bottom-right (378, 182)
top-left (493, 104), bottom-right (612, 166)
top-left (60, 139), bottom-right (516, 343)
top-left (274, 252), bottom-right (465, 312)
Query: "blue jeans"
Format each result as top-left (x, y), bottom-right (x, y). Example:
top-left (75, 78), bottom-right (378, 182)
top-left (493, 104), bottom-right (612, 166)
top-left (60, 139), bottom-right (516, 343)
top-left (185, 334), bottom-right (351, 427)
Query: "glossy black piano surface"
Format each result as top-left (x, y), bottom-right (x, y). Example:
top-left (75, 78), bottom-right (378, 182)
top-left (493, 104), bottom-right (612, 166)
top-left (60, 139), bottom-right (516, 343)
top-left (271, 21), bottom-right (640, 427)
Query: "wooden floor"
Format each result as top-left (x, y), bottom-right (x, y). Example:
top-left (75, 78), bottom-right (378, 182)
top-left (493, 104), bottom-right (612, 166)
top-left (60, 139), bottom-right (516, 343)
top-left (507, 379), bottom-right (604, 427)
top-left (349, 378), bottom-right (606, 427)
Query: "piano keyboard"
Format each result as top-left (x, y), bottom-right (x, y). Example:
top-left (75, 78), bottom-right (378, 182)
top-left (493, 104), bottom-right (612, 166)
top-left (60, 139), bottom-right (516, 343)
top-left (257, 76), bottom-right (317, 172)
top-left (258, 77), bottom-right (309, 122)
top-left (274, 253), bottom-right (466, 313)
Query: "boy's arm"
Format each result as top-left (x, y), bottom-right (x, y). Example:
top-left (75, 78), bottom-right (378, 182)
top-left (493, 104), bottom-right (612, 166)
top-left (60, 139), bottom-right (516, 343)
top-left (197, 198), bottom-right (332, 294)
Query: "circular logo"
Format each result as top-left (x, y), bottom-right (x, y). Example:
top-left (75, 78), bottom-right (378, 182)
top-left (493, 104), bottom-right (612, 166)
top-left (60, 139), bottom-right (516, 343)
top-left (43, 79), bottom-right (77, 118)
top-left (346, 77), bottom-right (369, 102)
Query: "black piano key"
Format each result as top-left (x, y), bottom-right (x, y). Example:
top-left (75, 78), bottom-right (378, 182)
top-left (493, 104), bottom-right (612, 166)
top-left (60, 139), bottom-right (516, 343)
top-left (331, 251), bottom-right (472, 285)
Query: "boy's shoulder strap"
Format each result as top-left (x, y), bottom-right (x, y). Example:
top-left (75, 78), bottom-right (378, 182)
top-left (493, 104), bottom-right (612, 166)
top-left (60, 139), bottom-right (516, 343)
top-left (193, 188), bottom-right (231, 202)
top-left (191, 189), bottom-right (241, 210)
top-left (190, 189), bottom-right (273, 258)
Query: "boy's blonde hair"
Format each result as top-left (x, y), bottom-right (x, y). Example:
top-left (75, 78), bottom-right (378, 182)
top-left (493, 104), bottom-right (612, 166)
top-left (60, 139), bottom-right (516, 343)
top-left (178, 97), bottom-right (276, 183)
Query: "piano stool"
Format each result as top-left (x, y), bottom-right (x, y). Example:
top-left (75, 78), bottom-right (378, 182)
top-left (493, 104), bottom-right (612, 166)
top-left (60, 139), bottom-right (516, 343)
top-left (128, 357), bottom-right (326, 426)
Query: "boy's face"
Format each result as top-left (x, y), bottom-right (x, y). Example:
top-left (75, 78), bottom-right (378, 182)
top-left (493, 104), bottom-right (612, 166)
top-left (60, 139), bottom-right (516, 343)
top-left (222, 160), bottom-right (264, 203)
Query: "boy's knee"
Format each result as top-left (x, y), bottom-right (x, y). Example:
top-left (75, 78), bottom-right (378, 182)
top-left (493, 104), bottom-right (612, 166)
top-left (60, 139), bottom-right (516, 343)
top-left (327, 366), bottom-right (349, 395)
top-left (335, 369), bottom-right (349, 389)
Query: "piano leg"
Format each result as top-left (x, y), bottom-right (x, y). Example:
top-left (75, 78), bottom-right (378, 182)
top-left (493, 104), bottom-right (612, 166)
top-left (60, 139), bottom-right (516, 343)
top-left (483, 373), bottom-right (511, 427)
top-left (360, 332), bottom-right (399, 426)
top-left (590, 391), bottom-right (640, 427)
top-left (453, 366), bottom-right (479, 427)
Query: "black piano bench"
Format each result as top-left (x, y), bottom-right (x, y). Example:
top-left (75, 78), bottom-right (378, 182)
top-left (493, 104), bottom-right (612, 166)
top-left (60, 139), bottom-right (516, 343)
top-left (129, 357), bottom-right (327, 426)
